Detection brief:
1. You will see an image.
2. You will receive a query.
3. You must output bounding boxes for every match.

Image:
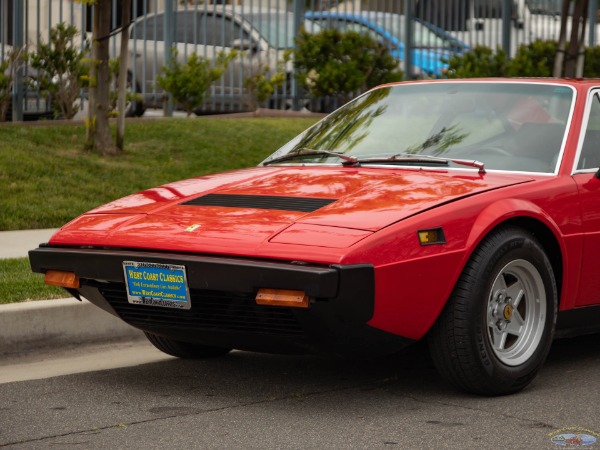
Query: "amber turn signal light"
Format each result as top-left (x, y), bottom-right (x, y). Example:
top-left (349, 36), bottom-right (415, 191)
top-left (418, 227), bottom-right (446, 245)
top-left (256, 288), bottom-right (309, 308)
top-left (44, 270), bottom-right (80, 289)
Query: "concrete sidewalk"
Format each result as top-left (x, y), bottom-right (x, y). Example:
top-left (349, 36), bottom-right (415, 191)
top-left (0, 228), bottom-right (57, 259)
top-left (0, 229), bottom-right (143, 356)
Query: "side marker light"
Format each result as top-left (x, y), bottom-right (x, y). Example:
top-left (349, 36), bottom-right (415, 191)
top-left (44, 270), bottom-right (80, 289)
top-left (418, 228), bottom-right (446, 246)
top-left (256, 288), bottom-right (309, 308)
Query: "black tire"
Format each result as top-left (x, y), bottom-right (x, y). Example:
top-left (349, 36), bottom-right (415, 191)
top-left (144, 332), bottom-right (232, 359)
top-left (428, 225), bottom-right (557, 395)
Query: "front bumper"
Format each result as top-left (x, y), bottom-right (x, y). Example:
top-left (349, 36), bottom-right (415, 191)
top-left (29, 246), bottom-right (414, 358)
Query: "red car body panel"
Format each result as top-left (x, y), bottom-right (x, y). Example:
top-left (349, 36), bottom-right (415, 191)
top-left (49, 166), bottom-right (581, 340)
top-left (29, 78), bottom-right (600, 355)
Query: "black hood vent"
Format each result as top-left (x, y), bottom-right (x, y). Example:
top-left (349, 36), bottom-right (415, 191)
top-left (182, 194), bottom-right (336, 213)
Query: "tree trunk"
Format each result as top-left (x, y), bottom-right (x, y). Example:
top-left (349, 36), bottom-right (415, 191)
top-left (553, 0), bottom-right (571, 77)
top-left (85, 8), bottom-right (97, 147)
top-left (575, 0), bottom-right (589, 77)
top-left (116, 0), bottom-right (132, 151)
top-left (564, 0), bottom-right (589, 77)
top-left (89, 0), bottom-right (118, 155)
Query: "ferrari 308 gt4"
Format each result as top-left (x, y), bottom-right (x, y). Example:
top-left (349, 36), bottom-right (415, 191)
top-left (30, 79), bottom-right (600, 395)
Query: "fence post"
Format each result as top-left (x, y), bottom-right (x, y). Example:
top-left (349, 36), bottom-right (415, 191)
top-left (590, 0), bottom-right (598, 46)
top-left (164, 0), bottom-right (175, 117)
top-left (12, 1), bottom-right (24, 122)
top-left (502, 0), bottom-right (512, 57)
top-left (292, 0), bottom-right (305, 111)
top-left (404, 0), bottom-right (414, 79)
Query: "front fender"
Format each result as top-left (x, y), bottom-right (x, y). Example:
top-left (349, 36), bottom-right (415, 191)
top-left (365, 196), bottom-right (577, 341)
top-left (464, 197), bottom-right (581, 312)
top-left (465, 198), bottom-right (563, 252)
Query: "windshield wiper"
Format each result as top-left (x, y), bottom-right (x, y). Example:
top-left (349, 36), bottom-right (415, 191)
top-left (264, 149), bottom-right (485, 174)
top-left (349, 152), bottom-right (486, 174)
top-left (263, 148), bottom-right (359, 166)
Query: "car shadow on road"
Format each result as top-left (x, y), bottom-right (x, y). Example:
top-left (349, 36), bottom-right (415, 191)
top-left (87, 339), bottom-right (444, 398)
top-left (84, 332), bottom-right (600, 407)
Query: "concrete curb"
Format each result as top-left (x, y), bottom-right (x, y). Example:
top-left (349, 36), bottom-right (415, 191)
top-left (0, 298), bottom-right (144, 356)
top-left (0, 229), bottom-right (144, 355)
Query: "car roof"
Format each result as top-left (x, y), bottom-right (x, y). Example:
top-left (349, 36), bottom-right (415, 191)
top-left (134, 6), bottom-right (291, 21)
top-left (381, 77), bottom-right (600, 86)
top-left (372, 77), bottom-right (598, 98)
top-left (305, 10), bottom-right (468, 49)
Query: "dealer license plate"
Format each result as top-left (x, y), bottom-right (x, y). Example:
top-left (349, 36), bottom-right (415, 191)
top-left (123, 261), bottom-right (191, 310)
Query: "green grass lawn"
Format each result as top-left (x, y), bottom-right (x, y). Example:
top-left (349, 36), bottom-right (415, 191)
top-left (0, 258), bottom-right (66, 304)
top-left (0, 116), bottom-right (318, 303)
top-left (0, 117), bottom-right (316, 230)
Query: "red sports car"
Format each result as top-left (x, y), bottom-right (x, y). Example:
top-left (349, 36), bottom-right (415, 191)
top-left (30, 79), bottom-right (600, 395)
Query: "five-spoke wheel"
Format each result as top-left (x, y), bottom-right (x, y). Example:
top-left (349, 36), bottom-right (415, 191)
top-left (428, 226), bottom-right (557, 395)
top-left (486, 259), bottom-right (547, 366)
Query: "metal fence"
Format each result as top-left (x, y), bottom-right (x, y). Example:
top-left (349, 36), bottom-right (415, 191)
top-left (2, 0), bottom-right (600, 120)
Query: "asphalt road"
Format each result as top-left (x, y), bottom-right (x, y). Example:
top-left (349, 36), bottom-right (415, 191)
top-left (1, 335), bottom-right (600, 450)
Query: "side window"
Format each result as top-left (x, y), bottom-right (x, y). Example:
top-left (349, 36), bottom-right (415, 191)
top-left (201, 15), bottom-right (249, 47)
top-left (131, 11), bottom-right (251, 46)
top-left (343, 22), bottom-right (384, 42)
top-left (203, 16), bottom-right (224, 46)
top-left (578, 93), bottom-right (600, 170)
top-left (175, 11), bottom-right (202, 44)
top-left (317, 20), bottom-right (386, 44)
top-left (131, 14), bottom-right (164, 41)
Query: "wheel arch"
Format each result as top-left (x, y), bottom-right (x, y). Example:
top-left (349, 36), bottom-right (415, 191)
top-left (464, 200), bottom-right (565, 308)
top-left (498, 216), bottom-right (563, 305)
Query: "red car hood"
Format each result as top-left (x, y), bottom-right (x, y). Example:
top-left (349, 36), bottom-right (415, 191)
top-left (50, 166), bottom-right (532, 254)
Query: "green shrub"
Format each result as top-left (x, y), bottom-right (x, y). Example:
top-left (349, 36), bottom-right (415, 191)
top-left (28, 22), bottom-right (89, 119)
top-left (447, 39), bottom-right (600, 78)
top-left (244, 52), bottom-right (290, 111)
top-left (584, 46), bottom-right (600, 77)
top-left (157, 49), bottom-right (237, 116)
top-left (293, 28), bottom-right (403, 102)
top-left (446, 45), bottom-right (508, 78)
top-left (505, 40), bottom-right (557, 77)
top-left (0, 47), bottom-right (26, 121)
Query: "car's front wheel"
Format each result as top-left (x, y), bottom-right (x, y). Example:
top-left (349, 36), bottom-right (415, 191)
top-left (144, 332), bottom-right (232, 359)
top-left (428, 226), bottom-right (557, 395)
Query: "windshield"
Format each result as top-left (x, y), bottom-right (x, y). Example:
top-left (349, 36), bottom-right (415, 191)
top-left (264, 82), bottom-right (573, 173)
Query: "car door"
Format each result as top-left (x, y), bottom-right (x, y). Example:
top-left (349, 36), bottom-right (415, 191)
top-left (572, 88), bottom-right (600, 306)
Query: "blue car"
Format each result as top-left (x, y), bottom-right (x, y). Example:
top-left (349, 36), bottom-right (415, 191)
top-left (305, 11), bottom-right (469, 77)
